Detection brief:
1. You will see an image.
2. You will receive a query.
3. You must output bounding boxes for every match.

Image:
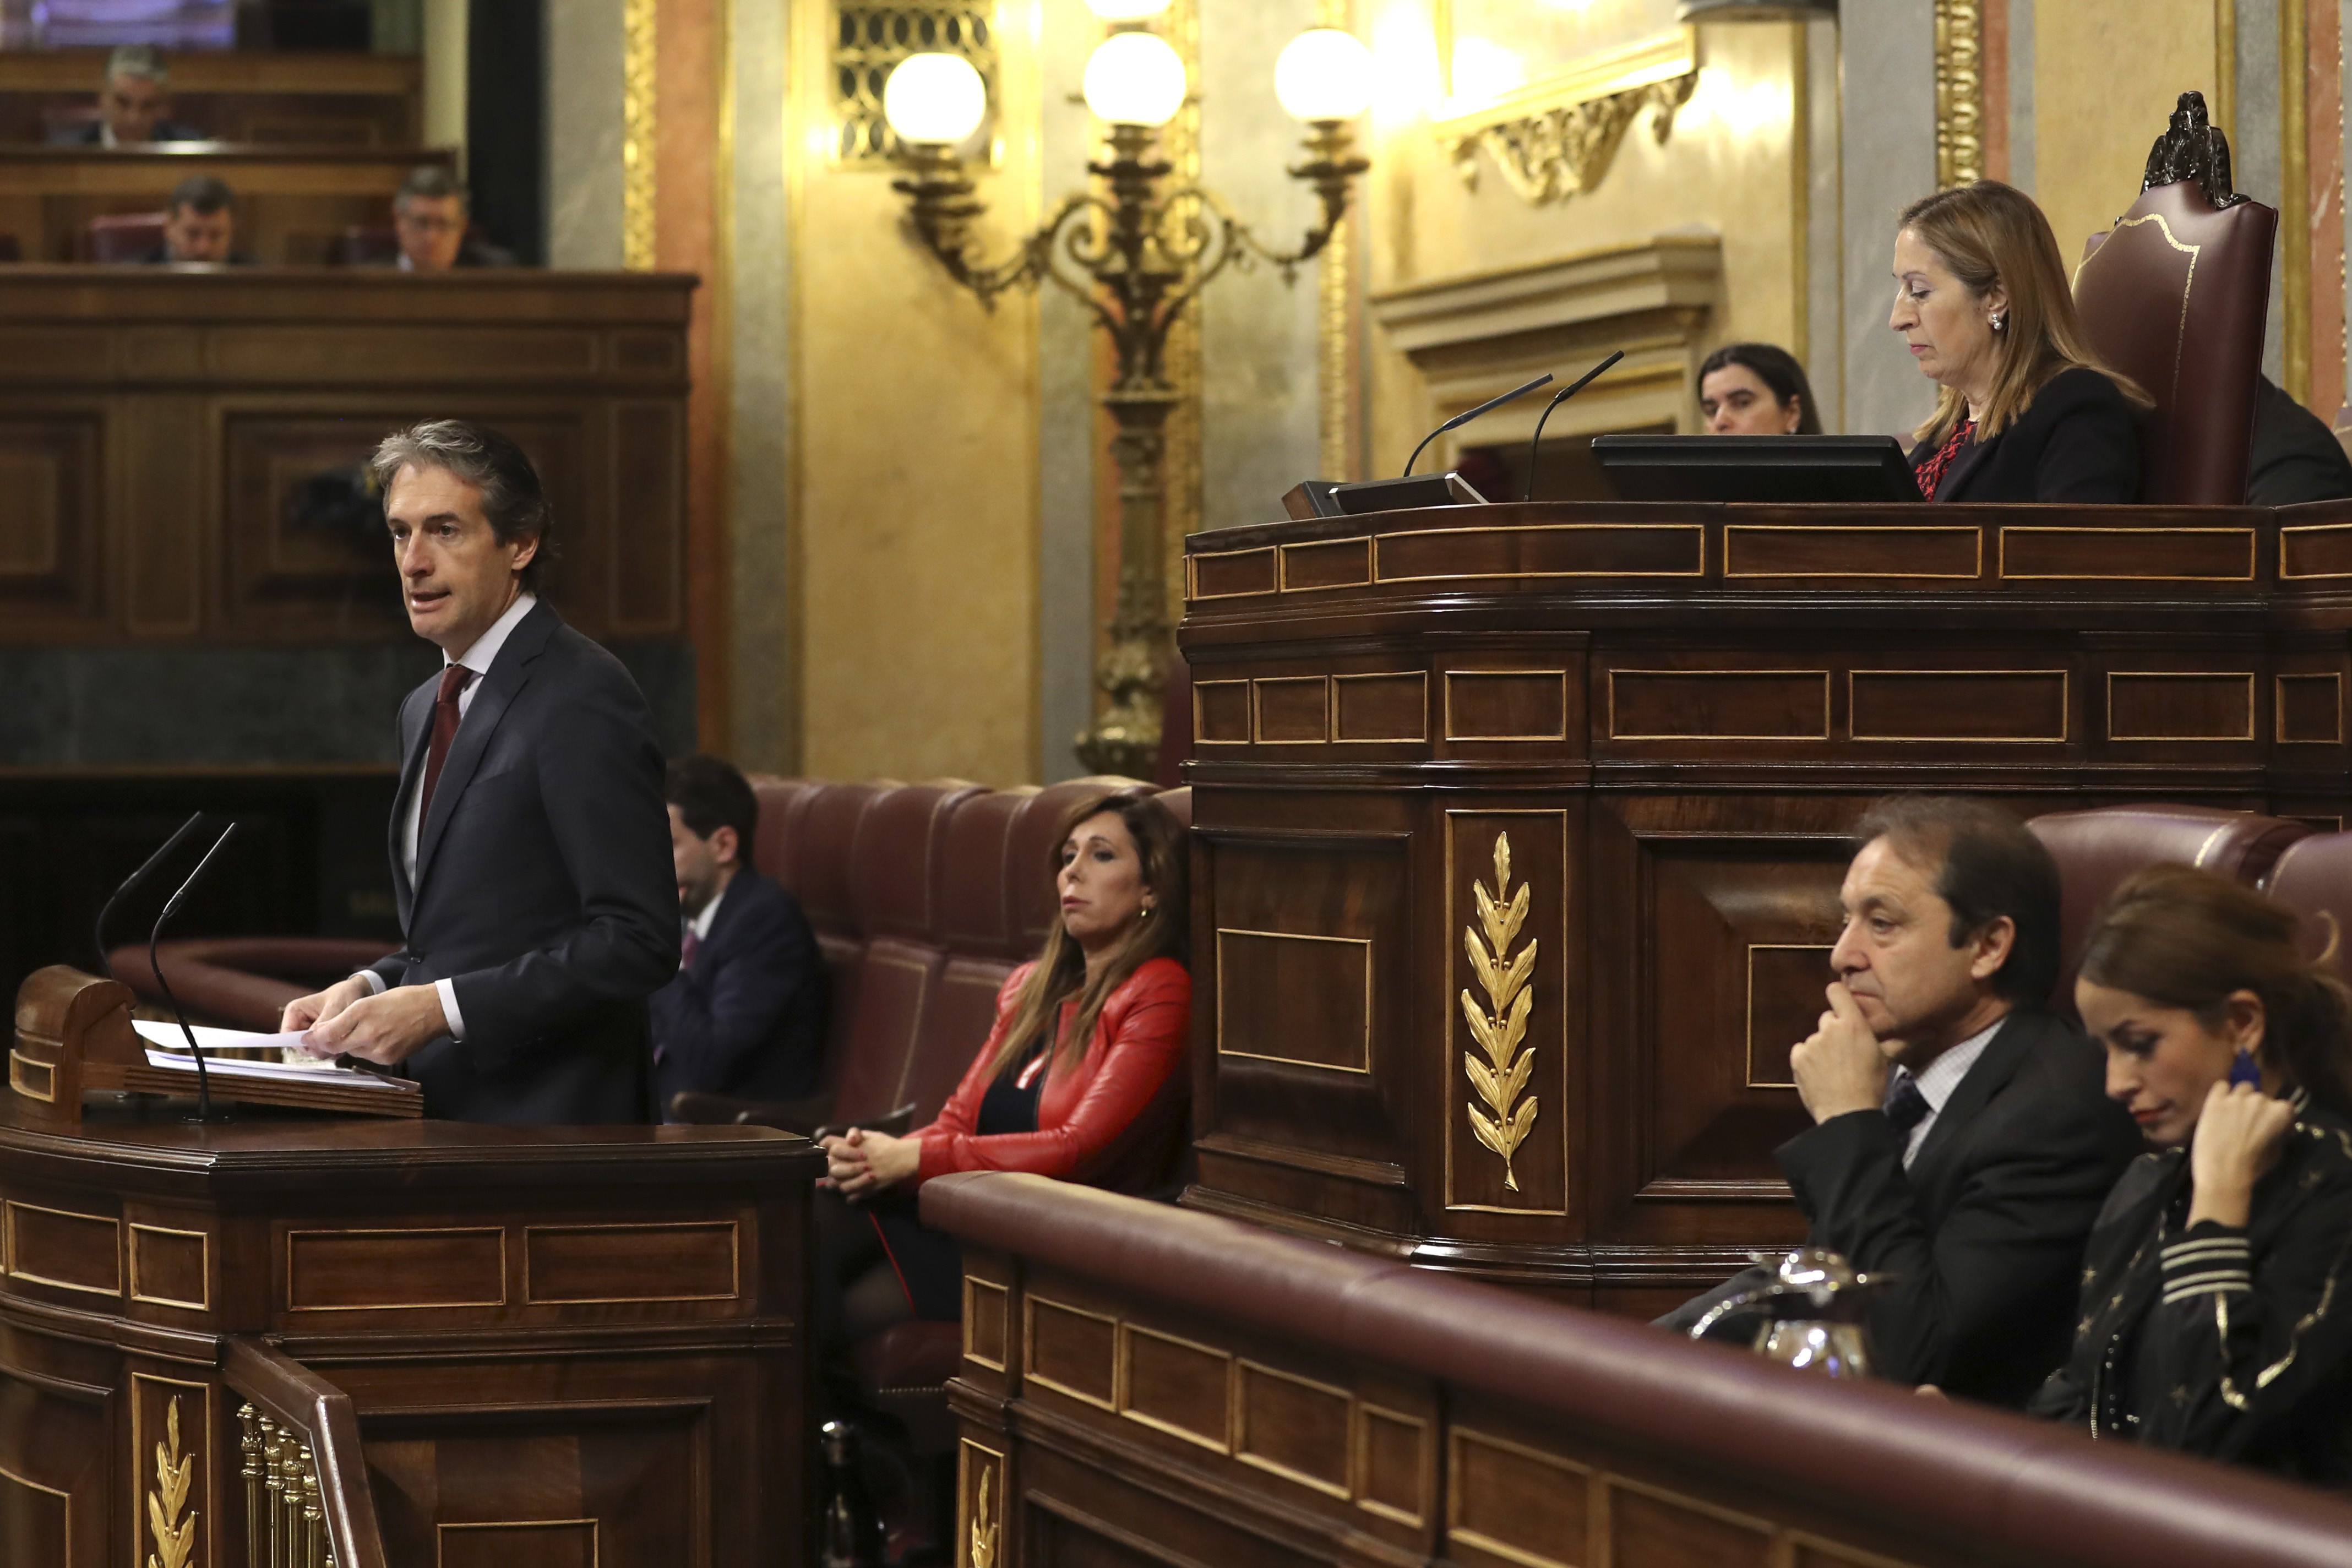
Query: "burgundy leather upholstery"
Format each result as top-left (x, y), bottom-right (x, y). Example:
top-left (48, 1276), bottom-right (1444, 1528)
top-left (89, 211), bottom-right (166, 263)
top-left (2258, 830), bottom-right (2352, 968)
top-left (2028, 805), bottom-right (2310, 1014)
top-left (329, 225), bottom-right (401, 266)
top-left (927, 1169), bottom-right (2352, 1568)
top-left (107, 937), bottom-right (399, 1028)
top-left (2075, 179), bottom-right (2278, 504)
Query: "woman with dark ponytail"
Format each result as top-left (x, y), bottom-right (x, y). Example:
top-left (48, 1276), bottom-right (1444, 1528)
top-left (2029, 863), bottom-right (2352, 1479)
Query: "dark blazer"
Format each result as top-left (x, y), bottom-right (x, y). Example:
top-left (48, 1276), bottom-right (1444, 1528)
top-left (649, 869), bottom-right (826, 1110)
top-left (369, 598), bottom-right (678, 1124)
top-left (1908, 367), bottom-right (2141, 503)
top-left (1774, 1008), bottom-right (2144, 1406)
top-left (132, 244), bottom-right (255, 266)
top-left (64, 119), bottom-right (205, 145)
top-left (2247, 373), bottom-right (2352, 505)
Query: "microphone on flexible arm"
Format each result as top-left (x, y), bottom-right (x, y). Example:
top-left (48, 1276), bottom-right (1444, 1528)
top-left (93, 811), bottom-right (208, 982)
top-left (1525, 350), bottom-right (1626, 501)
top-left (148, 820), bottom-right (240, 1124)
top-left (1281, 373), bottom-right (1558, 519)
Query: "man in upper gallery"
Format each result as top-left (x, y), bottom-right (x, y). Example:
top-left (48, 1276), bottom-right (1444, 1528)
top-left (388, 167), bottom-right (517, 272)
top-left (53, 45), bottom-right (205, 146)
top-left (1658, 796), bottom-right (2144, 1408)
top-left (277, 420), bottom-right (678, 1123)
top-left (136, 175), bottom-right (252, 265)
top-left (651, 754), bottom-right (828, 1119)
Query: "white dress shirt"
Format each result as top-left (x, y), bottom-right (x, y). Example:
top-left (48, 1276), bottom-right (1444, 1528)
top-left (353, 592), bottom-right (539, 1039)
top-left (686, 876), bottom-right (729, 948)
top-left (1890, 1015), bottom-right (2003, 1168)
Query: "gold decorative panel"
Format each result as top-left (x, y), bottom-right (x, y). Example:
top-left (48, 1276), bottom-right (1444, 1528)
top-left (1446, 812), bottom-right (1569, 1214)
top-left (829, 2), bottom-right (1000, 165)
top-left (1934, 0), bottom-right (1983, 188)
top-left (1461, 832), bottom-right (1539, 1191)
top-left (137, 1385), bottom-right (201, 1568)
top-left (622, 0), bottom-right (655, 270)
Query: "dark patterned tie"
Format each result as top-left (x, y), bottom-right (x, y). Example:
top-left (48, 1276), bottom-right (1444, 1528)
top-left (417, 664), bottom-right (475, 823)
top-left (1883, 1070), bottom-right (1932, 1134)
top-left (680, 927), bottom-right (700, 971)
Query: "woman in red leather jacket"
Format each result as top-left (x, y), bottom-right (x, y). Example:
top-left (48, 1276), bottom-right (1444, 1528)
top-left (816, 790), bottom-right (1191, 1355)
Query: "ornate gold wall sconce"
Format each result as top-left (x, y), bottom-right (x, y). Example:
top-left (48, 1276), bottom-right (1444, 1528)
top-left (881, 4), bottom-right (1373, 776)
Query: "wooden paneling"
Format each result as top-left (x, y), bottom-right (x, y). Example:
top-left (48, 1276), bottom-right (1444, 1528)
top-left (1445, 671), bottom-right (1569, 741)
top-left (1850, 670), bottom-right (2067, 742)
top-left (1332, 673), bottom-right (1425, 743)
top-left (1724, 524), bottom-right (1980, 579)
top-left (284, 1226), bottom-right (506, 1311)
top-left (1254, 678), bottom-right (1330, 744)
top-left (2106, 672), bottom-right (2256, 741)
top-left (1451, 1430), bottom-right (1588, 1568)
top-left (2278, 673), bottom-right (2344, 743)
top-left (0, 50), bottom-right (422, 146)
top-left (3, 1200), bottom-right (118, 1297)
top-left (1235, 1362), bottom-right (1352, 1496)
top-left (1028, 1296), bottom-right (1118, 1408)
top-left (1215, 930), bottom-right (1370, 1072)
top-left (1121, 1325), bottom-right (1230, 1450)
top-left (1375, 522), bottom-right (1705, 582)
top-left (523, 1221), bottom-right (739, 1304)
top-left (1608, 669), bottom-right (1829, 741)
top-left (127, 1222), bottom-right (209, 1310)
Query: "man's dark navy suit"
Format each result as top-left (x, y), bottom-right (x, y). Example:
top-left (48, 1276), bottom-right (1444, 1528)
top-left (371, 598), bottom-right (678, 1123)
top-left (649, 869), bottom-right (826, 1112)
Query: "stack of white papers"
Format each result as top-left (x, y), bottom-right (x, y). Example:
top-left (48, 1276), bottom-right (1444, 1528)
top-left (130, 1021), bottom-right (409, 1091)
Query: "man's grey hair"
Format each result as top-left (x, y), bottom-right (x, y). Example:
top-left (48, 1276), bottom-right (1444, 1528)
top-left (105, 45), bottom-right (168, 86)
top-left (370, 420), bottom-right (552, 594)
top-left (394, 165), bottom-right (468, 214)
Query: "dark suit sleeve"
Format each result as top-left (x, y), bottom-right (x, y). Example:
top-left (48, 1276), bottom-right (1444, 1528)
top-left (2032, 383), bottom-right (2141, 503)
top-left (445, 662), bottom-right (678, 1055)
top-left (653, 884), bottom-right (823, 1093)
top-left (1779, 1089), bottom-right (2128, 1392)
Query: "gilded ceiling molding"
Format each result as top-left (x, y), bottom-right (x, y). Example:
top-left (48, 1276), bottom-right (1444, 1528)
top-left (1445, 72), bottom-right (1695, 206)
top-left (623, 0), bottom-right (658, 270)
top-left (1934, 0), bottom-right (1983, 189)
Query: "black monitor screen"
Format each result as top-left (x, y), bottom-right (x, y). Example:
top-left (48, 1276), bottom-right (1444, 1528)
top-left (1592, 434), bottom-right (1924, 504)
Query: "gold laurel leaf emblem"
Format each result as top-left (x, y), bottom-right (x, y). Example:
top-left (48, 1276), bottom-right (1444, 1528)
top-left (147, 1395), bottom-right (198, 1568)
top-left (1461, 830), bottom-right (1538, 1190)
top-left (970, 1465), bottom-right (999, 1568)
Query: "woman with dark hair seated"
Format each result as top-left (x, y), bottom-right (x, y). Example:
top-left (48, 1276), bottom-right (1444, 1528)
top-left (1699, 342), bottom-right (1822, 435)
top-left (1892, 180), bottom-right (2150, 502)
top-left (2030, 864), bottom-right (2352, 1480)
top-left (816, 790), bottom-right (1191, 1358)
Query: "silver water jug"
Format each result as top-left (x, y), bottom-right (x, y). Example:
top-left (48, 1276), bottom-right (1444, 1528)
top-left (1687, 1247), bottom-right (1890, 1380)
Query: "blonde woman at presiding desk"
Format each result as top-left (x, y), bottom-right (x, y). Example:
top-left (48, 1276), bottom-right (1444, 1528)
top-left (1698, 342), bottom-right (1823, 435)
top-left (1892, 181), bottom-right (2149, 503)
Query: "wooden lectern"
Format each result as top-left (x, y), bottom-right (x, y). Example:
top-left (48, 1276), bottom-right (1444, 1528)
top-left (1178, 497), bottom-right (2352, 1316)
top-left (0, 966), bottom-right (821, 1568)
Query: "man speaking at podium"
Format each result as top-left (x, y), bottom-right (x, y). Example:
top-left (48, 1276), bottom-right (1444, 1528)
top-left (280, 421), bottom-right (679, 1123)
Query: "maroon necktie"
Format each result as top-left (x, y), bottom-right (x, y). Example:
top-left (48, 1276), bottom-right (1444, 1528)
top-left (680, 927), bottom-right (700, 971)
top-left (417, 664), bottom-right (475, 823)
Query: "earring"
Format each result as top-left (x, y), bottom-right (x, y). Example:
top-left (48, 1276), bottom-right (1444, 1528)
top-left (1139, 903), bottom-right (1155, 922)
top-left (1991, 313), bottom-right (2006, 331)
top-left (2229, 1048), bottom-right (2263, 1089)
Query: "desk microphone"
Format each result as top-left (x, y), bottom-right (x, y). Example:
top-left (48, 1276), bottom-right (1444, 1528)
top-left (1403, 372), bottom-right (1554, 477)
top-left (94, 812), bottom-right (208, 982)
top-left (1525, 350), bottom-right (1626, 500)
top-left (147, 820), bottom-right (239, 1124)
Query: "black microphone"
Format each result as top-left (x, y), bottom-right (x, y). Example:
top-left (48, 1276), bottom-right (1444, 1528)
top-left (94, 812), bottom-right (208, 982)
top-left (148, 821), bottom-right (239, 1124)
top-left (1404, 372), bottom-right (1554, 476)
top-left (1524, 350), bottom-right (1626, 501)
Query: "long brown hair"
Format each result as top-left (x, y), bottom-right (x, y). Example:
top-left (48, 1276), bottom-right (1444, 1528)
top-left (984, 791), bottom-right (1189, 1081)
top-left (2077, 863), bottom-right (2352, 1120)
top-left (1899, 181), bottom-right (2150, 446)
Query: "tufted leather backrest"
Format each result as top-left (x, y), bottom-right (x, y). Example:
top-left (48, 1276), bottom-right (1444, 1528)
top-left (2028, 805), bottom-right (2310, 1014)
top-left (744, 774), bottom-right (821, 885)
top-left (2075, 179), bottom-right (2277, 504)
top-left (2258, 829), bottom-right (2352, 972)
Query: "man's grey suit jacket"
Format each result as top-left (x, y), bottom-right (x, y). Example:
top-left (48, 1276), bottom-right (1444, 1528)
top-left (369, 598), bottom-right (678, 1123)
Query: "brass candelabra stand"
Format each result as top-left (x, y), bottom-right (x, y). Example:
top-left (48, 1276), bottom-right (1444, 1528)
top-left (890, 118), bottom-right (1366, 776)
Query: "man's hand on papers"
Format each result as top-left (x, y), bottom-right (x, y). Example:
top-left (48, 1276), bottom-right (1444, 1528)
top-left (280, 975), bottom-right (373, 1035)
top-left (297, 982), bottom-right (449, 1066)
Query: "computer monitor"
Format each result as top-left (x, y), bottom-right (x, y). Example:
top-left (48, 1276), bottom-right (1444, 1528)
top-left (1591, 434), bottom-right (1924, 504)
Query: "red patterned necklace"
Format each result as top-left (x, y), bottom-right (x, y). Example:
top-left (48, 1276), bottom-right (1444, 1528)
top-left (1913, 417), bottom-right (1977, 500)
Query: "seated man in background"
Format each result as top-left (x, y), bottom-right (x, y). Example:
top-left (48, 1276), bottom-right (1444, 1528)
top-left (1660, 796), bottom-right (2142, 1407)
top-left (139, 175), bottom-right (249, 265)
top-left (391, 167), bottom-right (516, 272)
top-left (2247, 373), bottom-right (2352, 505)
top-left (651, 755), bottom-right (826, 1115)
top-left (62, 45), bottom-right (204, 146)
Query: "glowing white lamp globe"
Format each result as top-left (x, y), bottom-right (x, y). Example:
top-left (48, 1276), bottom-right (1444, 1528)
top-left (1084, 0), bottom-right (1171, 18)
top-left (1082, 31), bottom-right (1188, 127)
top-left (883, 52), bottom-right (988, 146)
top-left (1273, 28), bottom-right (1374, 122)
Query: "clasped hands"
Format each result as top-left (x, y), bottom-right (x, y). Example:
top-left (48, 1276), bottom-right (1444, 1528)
top-left (823, 1126), bottom-right (922, 1200)
top-left (279, 974), bottom-right (449, 1066)
top-left (1789, 981), bottom-right (1901, 1125)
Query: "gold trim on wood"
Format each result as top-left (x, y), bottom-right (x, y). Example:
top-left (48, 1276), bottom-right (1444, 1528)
top-left (1191, 678), bottom-right (1251, 746)
top-left (1331, 671), bottom-right (1429, 744)
top-left (960, 1439), bottom-right (1005, 1568)
top-left (1442, 669), bottom-right (1570, 742)
top-left (142, 1391), bottom-right (198, 1568)
top-left (1934, 0), bottom-right (1984, 188)
top-left (1745, 945), bottom-right (1831, 1090)
top-left (0, 1461), bottom-right (70, 1556)
top-left (622, 0), bottom-right (656, 270)
top-left (1847, 668), bottom-right (2070, 743)
top-left (3, 1199), bottom-right (121, 1297)
top-left (1374, 522), bottom-right (1706, 583)
top-left (1607, 669), bottom-right (1833, 742)
top-left (1115, 1321), bottom-right (1235, 1453)
top-left (2277, 673), bottom-right (2345, 743)
top-left (2280, 522), bottom-right (2352, 578)
top-left (1448, 1427), bottom-right (1592, 1568)
top-left (1214, 928), bottom-right (1374, 1074)
top-left (1721, 524), bottom-right (1983, 579)
top-left (1190, 546), bottom-right (1278, 600)
top-left (1023, 1294), bottom-right (1121, 1411)
top-left (1999, 525), bottom-right (2250, 581)
top-left (1250, 676), bottom-right (1332, 744)
top-left (1352, 1403), bottom-right (1431, 1528)
top-left (1279, 538), bottom-right (1373, 594)
top-left (282, 1225), bottom-right (508, 1313)
top-left (7, 1046), bottom-right (54, 1101)
top-left (438, 1520), bottom-right (601, 1567)
top-left (1233, 1358), bottom-right (1353, 1499)
top-left (1461, 831), bottom-right (1538, 1192)
top-left (2283, 0), bottom-right (2311, 405)
top-left (128, 1222), bottom-right (211, 1311)
top-left (521, 1219), bottom-right (741, 1304)
top-left (2104, 671), bottom-right (2257, 742)
top-left (963, 1276), bottom-right (1010, 1371)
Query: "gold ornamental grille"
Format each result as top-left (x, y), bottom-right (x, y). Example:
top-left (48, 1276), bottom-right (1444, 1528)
top-left (831, 2), bottom-right (1000, 164)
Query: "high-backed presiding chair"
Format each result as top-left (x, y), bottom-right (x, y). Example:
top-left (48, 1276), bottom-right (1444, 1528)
top-left (2073, 90), bottom-right (2277, 504)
